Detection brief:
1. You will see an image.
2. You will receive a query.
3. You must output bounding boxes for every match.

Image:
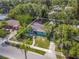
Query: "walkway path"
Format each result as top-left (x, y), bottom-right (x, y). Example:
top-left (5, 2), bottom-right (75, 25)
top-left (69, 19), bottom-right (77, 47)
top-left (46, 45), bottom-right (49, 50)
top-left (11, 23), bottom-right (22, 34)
top-left (0, 31), bottom-right (17, 45)
top-left (32, 36), bottom-right (35, 46)
top-left (49, 42), bottom-right (56, 51)
top-left (8, 40), bottom-right (50, 52)
top-left (8, 40), bottom-right (57, 59)
top-left (44, 42), bottom-right (57, 59)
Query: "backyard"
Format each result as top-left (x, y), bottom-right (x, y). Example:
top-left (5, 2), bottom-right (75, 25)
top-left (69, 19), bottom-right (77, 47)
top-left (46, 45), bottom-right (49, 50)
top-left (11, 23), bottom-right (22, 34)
top-left (0, 29), bottom-right (9, 38)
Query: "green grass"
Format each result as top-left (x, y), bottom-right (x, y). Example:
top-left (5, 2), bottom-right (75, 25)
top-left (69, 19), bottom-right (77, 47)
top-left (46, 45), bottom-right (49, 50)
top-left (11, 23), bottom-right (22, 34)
top-left (6, 42), bottom-right (45, 55)
top-left (24, 38), bottom-right (33, 45)
top-left (16, 26), bottom-right (25, 36)
top-left (0, 29), bottom-right (10, 38)
top-left (12, 37), bottom-right (33, 45)
top-left (12, 26), bottom-right (33, 45)
top-left (28, 48), bottom-right (45, 55)
top-left (0, 55), bottom-right (8, 59)
top-left (56, 55), bottom-right (65, 59)
top-left (19, 38), bottom-right (33, 45)
top-left (35, 36), bottom-right (50, 49)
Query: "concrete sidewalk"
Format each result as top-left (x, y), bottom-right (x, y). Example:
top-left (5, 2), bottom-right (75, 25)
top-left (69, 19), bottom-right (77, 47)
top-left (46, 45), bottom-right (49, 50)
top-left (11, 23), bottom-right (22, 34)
top-left (0, 46), bottom-right (46, 59)
top-left (44, 42), bottom-right (57, 59)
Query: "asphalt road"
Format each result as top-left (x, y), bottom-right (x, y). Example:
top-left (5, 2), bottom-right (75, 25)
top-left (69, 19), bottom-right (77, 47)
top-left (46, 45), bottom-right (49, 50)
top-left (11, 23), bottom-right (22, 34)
top-left (0, 45), bottom-right (46, 59)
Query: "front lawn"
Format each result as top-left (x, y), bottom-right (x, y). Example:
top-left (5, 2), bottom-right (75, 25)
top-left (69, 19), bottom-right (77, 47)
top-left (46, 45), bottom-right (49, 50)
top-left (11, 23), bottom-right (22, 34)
top-left (6, 42), bottom-right (45, 55)
top-left (0, 21), bottom-right (10, 38)
top-left (16, 26), bottom-right (26, 37)
top-left (28, 47), bottom-right (45, 55)
top-left (12, 37), bottom-right (33, 45)
top-left (12, 26), bottom-right (32, 45)
top-left (12, 33), bottom-right (33, 45)
top-left (35, 36), bottom-right (50, 49)
top-left (56, 55), bottom-right (66, 59)
top-left (0, 29), bottom-right (9, 38)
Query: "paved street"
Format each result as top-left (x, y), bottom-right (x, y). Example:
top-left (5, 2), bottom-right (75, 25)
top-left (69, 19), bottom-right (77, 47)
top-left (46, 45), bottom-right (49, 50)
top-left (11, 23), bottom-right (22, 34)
top-left (0, 46), bottom-right (46, 59)
top-left (0, 38), bottom-right (3, 43)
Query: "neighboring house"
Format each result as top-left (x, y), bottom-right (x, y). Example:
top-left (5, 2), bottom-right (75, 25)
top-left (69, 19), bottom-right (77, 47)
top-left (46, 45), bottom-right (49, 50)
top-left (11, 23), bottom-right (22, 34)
top-left (53, 5), bottom-right (62, 12)
top-left (76, 25), bottom-right (79, 28)
top-left (74, 36), bottom-right (79, 41)
top-left (0, 14), bottom-right (7, 20)
top-left (2, 6), bottom-right (10, 14)
top-left (0, 2), bottom-right (4, 8)
top-left (0, 2), bottom-right (10, 14)
top-left (73, 25), bottom-right (79, 28)
top-left (5, 19), bottom-right (20, 30)
top-left (30, 22), bottom-right (47, 36)
top-left (32, 22), bottom-right (45, 32)
top-left (65, 6), bottom-right (73, 11)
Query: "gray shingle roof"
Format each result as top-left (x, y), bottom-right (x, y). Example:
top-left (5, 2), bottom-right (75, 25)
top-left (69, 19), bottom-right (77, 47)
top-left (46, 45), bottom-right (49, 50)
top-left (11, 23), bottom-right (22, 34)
top-left (7, 20), bottom-right (20, 27)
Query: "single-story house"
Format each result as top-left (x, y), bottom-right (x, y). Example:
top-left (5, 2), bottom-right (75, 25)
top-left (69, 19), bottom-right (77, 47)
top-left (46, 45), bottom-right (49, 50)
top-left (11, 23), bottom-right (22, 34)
top-left (32, 22), bottom-right (45, 32)
top-left (29, 22), bottom-right (47, 36)
top-left (5, 19), bottom-right (20, 30)
top-left (53, 5), bottom-right (62, 11)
